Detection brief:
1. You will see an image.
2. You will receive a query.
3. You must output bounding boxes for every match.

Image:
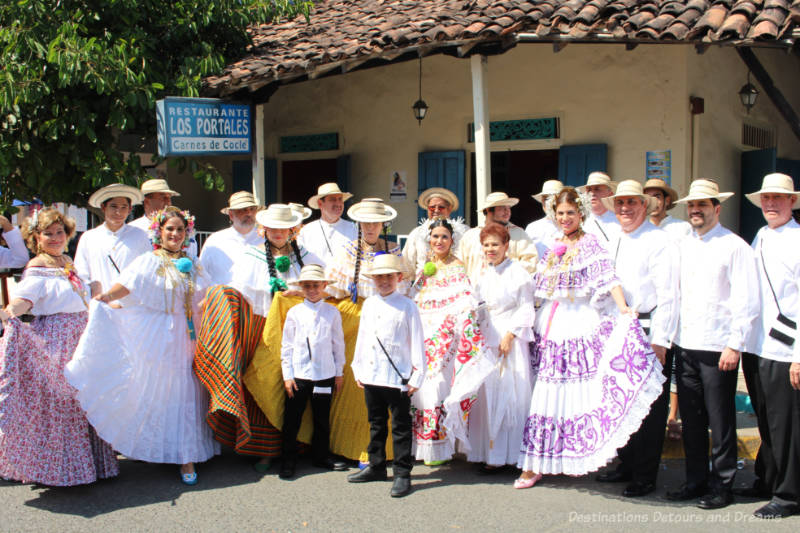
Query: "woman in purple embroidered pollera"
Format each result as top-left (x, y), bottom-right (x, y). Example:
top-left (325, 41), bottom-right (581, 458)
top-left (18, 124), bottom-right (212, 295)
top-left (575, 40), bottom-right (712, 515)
top-left (514, 187), bottom-right (665, 489)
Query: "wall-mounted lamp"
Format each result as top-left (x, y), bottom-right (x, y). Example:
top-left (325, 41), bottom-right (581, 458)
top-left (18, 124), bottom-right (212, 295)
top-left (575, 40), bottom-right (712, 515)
top-left (412, 57), bottom-right (428, 125)
top-left (738, 71), bottom-right (759, 114)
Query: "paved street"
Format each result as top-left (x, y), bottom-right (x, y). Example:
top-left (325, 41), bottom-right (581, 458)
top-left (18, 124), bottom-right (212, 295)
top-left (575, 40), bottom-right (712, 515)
top-left (1, 450), bottom-right (796, 532)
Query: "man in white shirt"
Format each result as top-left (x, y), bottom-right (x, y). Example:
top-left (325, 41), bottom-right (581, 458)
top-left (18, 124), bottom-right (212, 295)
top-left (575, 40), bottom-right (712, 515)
top-left (743, 173), bottom-right (800, 519)
top-left (666, 179), bottom-right (760, 510)
top-left (525, 179), bottom-right (563, 250)
top-left (644, 178), bottom-right (692, 241)
top-left (457, 192), bottom-right (537, 279)
top-left (296, 183), bottom-right (356, 269)
top-left (199, 191), bottom-right (263, 286)
top-left (129, 178), bottom-right (198, 257)
top-left (595, 180), bottom-right (679, 498)
top-left (577, 171), bottom-right (621, 248)
top-left (74, 184), bottom-right (150, 296)
top-left (0, 215), bottom-right (29, 269)
top-left (402, 187), bottom-right (468, 273)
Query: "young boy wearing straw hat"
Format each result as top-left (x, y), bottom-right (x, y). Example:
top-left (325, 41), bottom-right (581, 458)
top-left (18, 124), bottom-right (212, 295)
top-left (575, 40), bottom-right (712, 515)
top-left (347, 254), bottom-right (425, 497)
top-left (279, 264), bottom-right (347, 480)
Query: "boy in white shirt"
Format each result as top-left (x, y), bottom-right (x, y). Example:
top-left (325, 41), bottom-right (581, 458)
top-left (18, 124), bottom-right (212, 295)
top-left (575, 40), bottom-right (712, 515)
top-left (347, 253), bottom-right (425, 498)
top-left (279, 264), bottom-right (347, 479)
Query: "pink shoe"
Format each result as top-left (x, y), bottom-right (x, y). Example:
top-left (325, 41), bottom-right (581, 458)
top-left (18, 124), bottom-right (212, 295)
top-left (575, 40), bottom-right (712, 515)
top-left (513, 473), bottom-right (543, 489)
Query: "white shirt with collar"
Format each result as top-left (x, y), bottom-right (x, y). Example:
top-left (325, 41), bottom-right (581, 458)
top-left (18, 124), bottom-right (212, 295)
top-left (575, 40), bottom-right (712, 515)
top-left (199, 226), bottom-right (262, 286)
top-left (130, 215), bottom-right (197, 258)
top-left (612, 220), bottom-right (680, 348)
top-left (73, 223), bottom-right (151, 292)
top-left (751, 218), bottom-right (800, 363)
top-left (351, 291), bottom-right (426, 391)
top-left (457, 223), bottom-right (538, 280)
top-left (675, 222), bottom-right (760, 353)
top-left (656, 214), bottom-right (692, 242)
top-left (281, 299), bottom-right (345, 381)
top-left (525, 216), bottom-right (560, 260)
top-left (584, 210), bottom-right (621, 250)
top-left (0, 227), bottom-right (29, 269)
top-left (297, 217), bottom-right (357, 269)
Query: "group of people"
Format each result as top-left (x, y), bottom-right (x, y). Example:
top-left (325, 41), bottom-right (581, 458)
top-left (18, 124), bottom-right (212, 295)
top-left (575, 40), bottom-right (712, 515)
top-left (0, 171), bottom-right (797, 515)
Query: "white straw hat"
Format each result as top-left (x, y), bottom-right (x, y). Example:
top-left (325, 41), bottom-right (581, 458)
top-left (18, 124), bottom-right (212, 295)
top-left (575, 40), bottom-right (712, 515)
top-left (294, 264), bottom-right (332, 284)
top-left (88, 184), bottom-right (144, 209)
top-left (141, 178), bottom-right (180, 197)
top-left (532, 180), bottom-right (564, 202)
top-left (675, 179), bottom-right (734, 204)
top-left (417, 187), bottom-right (459, 212)
top-left (643, 178), bottom-right (678, 207)
top-left (745, 173), bottom-right (800, 210)
top-left (364, 253), bottom-right (408, 278)
top-left (482, 192), bottom-right (519, 211)
top-left (221, 191), bottom-right (263, 214)
top-left (255, 203), bottom-right (304, 229)
top-left (600, 180), bottom-right (659, 213)
top-left (577, 171), bottom-right (618, 193)
top-left (347, 198), bottom-right (397, 223)
top-left (308, 182), bottom-right (353, 210)
top-left (289, 202), bottom-right (313, 221)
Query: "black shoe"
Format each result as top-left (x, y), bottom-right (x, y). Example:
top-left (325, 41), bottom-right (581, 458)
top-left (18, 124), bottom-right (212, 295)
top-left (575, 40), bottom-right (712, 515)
top-left (278, 461), bottom-right (295, 480)
top-left (623, 481), bottom-right (656, 498)
top-left (347, 465), bottom-right (387, 483)
top-left (754, 501), bottom-right (798, 519)
top-left (697, 490), bottom-right (733, 510)
top-left (312, 457), bottom-right (349, 471)
top-left (596, 470), bottom-right (632, 483)
top-left (666, 483), bottom-right (707, 501)
top-left (390, 476), bottom-right (411, 497)
top-left (732, 484), bottom-right (771, 500)
top-left (478, 464), bottom-right (507, 475)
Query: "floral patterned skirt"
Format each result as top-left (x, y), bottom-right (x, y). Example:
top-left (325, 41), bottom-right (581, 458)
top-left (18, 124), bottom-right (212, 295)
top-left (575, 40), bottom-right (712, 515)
top-left (518, 300), bottom-right (664, 475)
top-left (0, 314), bottom-right (119, 486)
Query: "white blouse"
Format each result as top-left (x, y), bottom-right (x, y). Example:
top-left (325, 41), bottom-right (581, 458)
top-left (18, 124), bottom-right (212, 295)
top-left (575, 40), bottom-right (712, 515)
top-left (457, 223), bottom-right (538, 281)
top-left (117, 252), bottom-right (209, 315)
top-left (281, 299), bottom-right (346, 381)
top-left (13, 266), bottom-right (89, 315)
top-left (584, 210), bottom-right (621, 250)
top-left (473, 258), bottom-right (535, 346)
top-left (657, 215), bottom-right (692, 242)
top-left (74, 223), bottom-right (151, 292)
top-left (0, 227), bottom-right (29, 269)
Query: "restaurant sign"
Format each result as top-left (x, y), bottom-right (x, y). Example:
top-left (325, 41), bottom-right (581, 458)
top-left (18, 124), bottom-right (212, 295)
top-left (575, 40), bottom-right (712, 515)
top-left (157, 97), bottom-right (251, 156)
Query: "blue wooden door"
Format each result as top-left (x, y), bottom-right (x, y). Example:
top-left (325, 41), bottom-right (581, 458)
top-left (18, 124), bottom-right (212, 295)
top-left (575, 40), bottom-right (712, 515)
top-left (418, 151), bottom-right (465, 220)
top-left (558, 144), bottom-right (608, 187)
top-left (740, 148), bottom-right (776, 243)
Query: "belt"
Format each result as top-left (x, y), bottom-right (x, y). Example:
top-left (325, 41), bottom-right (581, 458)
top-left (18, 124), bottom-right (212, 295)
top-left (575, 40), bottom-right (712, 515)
top-left (638, 309), bottom-right (654, 336)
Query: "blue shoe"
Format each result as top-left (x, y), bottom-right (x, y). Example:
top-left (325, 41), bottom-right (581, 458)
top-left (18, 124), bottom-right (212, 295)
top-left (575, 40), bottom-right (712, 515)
top-left (181, 472), bottom-right (198, 485)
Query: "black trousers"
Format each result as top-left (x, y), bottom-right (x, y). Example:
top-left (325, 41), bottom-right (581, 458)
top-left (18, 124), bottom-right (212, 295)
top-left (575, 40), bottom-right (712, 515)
top-left (741, 352), bottom-right (776, 493)
top-left (757, 357), bottom-right (800, 507)
top-left (617, 349), bottom-right (674, 484)
top-left (363, 384), bottom-right (412, 478)
top-left (281, 377), bottom-right (334, 463)
top-left (675, 346), bottom-right (738, 491)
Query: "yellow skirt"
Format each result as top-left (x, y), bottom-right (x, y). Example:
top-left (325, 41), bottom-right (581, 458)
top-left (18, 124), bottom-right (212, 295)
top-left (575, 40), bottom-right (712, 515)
top-left (243, 293), bottom-right (393, 460)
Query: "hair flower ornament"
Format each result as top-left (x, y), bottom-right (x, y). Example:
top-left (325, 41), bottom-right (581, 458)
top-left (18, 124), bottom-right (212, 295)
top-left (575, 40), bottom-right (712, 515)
top-left (148, 208), bottom-right (196, 249)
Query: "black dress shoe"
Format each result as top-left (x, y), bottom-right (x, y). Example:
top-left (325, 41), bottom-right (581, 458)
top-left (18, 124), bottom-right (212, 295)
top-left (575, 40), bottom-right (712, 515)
top-left (390, 476), bottom-right (411, 498)
top-left (347, 465), bottom-right (387, 483)
top-left (596, 470), bottom-right (632, 483)
top-left (478, 464), bottom-right (507, 475)
top-left (278, 461), bottom-right (295, 480)
top-left (312, 457), bottom-right (349, 471)
top-left (623, 481), bottom-right (655, 498)
top-left (697, 490), bottom-right (733, 510)
top-left (666, 483), bottom-right (707, 501)
top-left (754, 501), bottom-right (798, 519)
top-left (732, 485), bottom-right (771, 500)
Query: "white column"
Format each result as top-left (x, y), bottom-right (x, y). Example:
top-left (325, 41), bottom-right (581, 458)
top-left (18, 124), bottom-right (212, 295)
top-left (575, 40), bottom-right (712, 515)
top-left (471, 54), bottom-right (491, 223)
top-left (251, 104), bottom-right (266, 205)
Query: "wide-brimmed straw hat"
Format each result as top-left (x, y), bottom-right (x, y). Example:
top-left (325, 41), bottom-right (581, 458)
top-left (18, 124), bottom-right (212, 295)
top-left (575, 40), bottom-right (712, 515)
top-left (746, 173), bottom-right (800, 210)
top-left (601, 180), bottom-right (659, 213)
top-left (141, 178), bottom-right (180, 197)
top-left (532, 180), bottom-right (564, 202)
top-left (347, 198), bottom-right (397, 223)
top-left (221, 191), bottom-right (263, 215)
top-left (255, 204), bottom-right (303, 229)
top-left (577, 172), bottom-right (618, 193)
top-left (417, 187), bottom-right (459, 212)
top-left (364, 253), bottom-right (408, 278)
top-left (293, 264), bottom-right (332, 284)
top-left (482, 192), bottom-right (519, 211)
top-left (289, 202), bottom-right (313, 221)
top-left (308, 183), bottom-right (353, 210)
top-left (643, 178), bottom-right (678, 208)
top-left (675, 179), bottom-right (734, 204)
top-left (88, 184), bottom-right (144, 208)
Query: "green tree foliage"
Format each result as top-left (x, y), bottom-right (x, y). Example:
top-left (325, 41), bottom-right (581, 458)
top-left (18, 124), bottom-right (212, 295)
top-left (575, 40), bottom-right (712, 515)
top-left (0, 0), bottom-right (310, 210)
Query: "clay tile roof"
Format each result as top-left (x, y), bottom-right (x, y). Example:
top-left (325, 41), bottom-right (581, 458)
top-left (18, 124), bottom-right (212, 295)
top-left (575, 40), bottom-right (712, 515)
top-left (205, 0), bottom-right (798, 96)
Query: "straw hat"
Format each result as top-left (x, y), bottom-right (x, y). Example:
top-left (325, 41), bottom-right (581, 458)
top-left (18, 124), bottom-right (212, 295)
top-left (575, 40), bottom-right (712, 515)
top-left (221, 191), bottom-right (262, 215)
top-left (141, 178), bottom-right (180, 197)
top-left (347, 198), bottom-right (397, 223)
top-left (600, 180), bottom-right (659, 213)
top-left (482, 192), bottom-right (519, 211)
top-left (643, 178), bottom-right (678, 208)
top-left (577, 171), bottom-right (618, 193)
top-left (308, 182), bottom-right (353, 210)
top-left (255, 204), bottom-right (303, 229)
top-left (531, 180), bottom-right (564, 202)
top-left (294, 264), bottom-right (331, 284)
top-left (289, 202), bottom-right (312, 221)
top-left (675, 179), bottom-right (734, 204)
top-left (88, 183), bottom-right (144, 209)
top-left (745, 173), bottom-right (800, 209)
top-left (418, 187), bottom-right (459, 212)
top-left (364, 253), bottom-right (407, 278)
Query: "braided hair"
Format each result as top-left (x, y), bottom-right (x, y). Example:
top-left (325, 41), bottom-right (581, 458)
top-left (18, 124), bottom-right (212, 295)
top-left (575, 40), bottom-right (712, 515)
top-left (264, 234), bottom-right (284, 296)
top-left (290, 240), bottom-right (305, 269)
top-left (349, 224), bottom-right (363, 303)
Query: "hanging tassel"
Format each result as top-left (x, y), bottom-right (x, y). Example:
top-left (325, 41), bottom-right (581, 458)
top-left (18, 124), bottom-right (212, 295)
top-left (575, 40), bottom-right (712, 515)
top-left (186, 317), bottom-right (196, 341)
top-left (348, 281), bottom-right (358, 303)
top-left (269, 276), bottom-right (288, 294)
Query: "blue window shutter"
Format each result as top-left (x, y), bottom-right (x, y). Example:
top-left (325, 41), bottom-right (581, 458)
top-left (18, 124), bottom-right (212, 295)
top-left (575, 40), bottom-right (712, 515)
top-left (232, 160), bottom-right (252, 193)
top-left (417, 151), bottom-right (466, 220)
top-left (558, 144), bottom-right (608, 187)
top-left (265, 158), bottom-right (278, 204)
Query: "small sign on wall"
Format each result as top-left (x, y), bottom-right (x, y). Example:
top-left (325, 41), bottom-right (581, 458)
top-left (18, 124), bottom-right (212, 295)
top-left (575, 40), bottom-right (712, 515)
top-left (390, 171), bottom-right (407, 202)
top-left (646, 150), bottom-right (671, 184)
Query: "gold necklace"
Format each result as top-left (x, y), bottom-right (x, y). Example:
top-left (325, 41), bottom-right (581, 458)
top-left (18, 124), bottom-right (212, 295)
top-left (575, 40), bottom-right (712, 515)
top-left (39, 252), bottom-right (65, 267)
